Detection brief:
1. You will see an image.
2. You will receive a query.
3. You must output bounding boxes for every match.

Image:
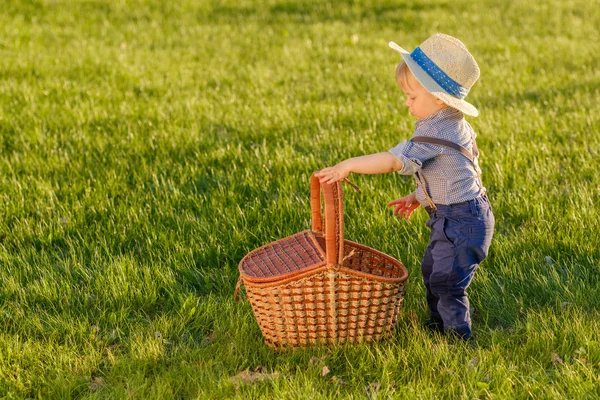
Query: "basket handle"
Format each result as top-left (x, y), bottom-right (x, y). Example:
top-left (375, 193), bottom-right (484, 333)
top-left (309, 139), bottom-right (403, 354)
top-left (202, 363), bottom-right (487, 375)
top-left (310, 173), bottom-right (344, 266)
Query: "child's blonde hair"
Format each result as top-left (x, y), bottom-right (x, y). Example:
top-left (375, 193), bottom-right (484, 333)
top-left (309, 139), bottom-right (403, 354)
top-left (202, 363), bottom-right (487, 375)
top-left (395, 61), bottom-right (414, 91)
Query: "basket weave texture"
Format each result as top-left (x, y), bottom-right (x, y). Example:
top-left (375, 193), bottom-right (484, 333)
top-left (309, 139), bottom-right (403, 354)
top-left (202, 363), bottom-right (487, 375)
top-left (237, 174), bottom-right (409, 348)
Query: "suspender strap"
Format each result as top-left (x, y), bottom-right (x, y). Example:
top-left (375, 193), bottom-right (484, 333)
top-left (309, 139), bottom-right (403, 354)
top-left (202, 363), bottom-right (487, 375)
top-left (411, 136), bottom-right (477, 163)
top-left (410, 136), bottom-right (484, 211)
top-left (415, 172), bottom-right (437, 211)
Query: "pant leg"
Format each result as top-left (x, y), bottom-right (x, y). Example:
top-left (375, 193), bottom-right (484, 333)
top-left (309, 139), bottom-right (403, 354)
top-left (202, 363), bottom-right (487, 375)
top-left (422, 214), bottom-right (460, 326)
top-left (421, 239), bottom-right (443, 326)
top-left (425, 215), bottom-right (458, 330)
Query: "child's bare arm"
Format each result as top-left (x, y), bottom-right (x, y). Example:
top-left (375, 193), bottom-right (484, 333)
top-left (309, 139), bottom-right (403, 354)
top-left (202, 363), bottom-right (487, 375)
top-left (315, 152), bottom-right (403, 184)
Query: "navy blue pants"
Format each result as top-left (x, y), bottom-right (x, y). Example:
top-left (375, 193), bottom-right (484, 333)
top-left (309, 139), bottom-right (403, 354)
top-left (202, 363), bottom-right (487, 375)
top-left (422, 195), bottom-right (494, 339)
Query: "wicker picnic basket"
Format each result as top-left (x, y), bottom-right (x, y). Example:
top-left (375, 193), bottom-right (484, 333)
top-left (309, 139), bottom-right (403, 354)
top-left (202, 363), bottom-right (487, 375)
top-left (236, 173), bottom-right (409, 348)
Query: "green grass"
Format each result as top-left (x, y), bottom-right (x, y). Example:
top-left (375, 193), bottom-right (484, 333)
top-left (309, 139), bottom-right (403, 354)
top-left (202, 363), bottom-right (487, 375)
top-left (1, 0), bottom-right (599, 398)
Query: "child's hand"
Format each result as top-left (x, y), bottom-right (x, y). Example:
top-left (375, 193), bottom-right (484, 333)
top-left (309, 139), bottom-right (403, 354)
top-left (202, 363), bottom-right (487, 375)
top-left (315, 163), bottom-right (350, 184)
top-left (387, 192), bottom-right (421, 220)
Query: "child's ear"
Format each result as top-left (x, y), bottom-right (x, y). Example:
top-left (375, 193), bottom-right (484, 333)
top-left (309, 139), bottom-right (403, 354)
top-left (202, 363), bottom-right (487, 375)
top-left (435, 98), bottom-right (447, 106)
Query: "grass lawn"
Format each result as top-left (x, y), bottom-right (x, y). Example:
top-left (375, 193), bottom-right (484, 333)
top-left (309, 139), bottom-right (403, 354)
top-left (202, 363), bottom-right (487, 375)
top-left (1, 0), bottom-right (599, 398)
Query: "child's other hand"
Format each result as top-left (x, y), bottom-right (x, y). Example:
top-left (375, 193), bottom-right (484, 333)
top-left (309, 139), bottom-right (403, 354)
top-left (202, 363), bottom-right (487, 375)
top-left (315, 163), bottom-right (350, 184)
top-left (387, 192), bottom-right (421, 220)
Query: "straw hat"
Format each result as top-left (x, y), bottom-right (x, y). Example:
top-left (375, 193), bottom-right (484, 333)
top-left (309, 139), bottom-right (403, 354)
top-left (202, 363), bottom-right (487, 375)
top-left (389, 33), bottom-right (480, 117)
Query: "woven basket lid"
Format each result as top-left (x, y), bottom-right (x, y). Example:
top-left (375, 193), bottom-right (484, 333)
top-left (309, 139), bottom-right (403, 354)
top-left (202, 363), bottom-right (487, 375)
top-left (239, 231), bottom-right (326, 282)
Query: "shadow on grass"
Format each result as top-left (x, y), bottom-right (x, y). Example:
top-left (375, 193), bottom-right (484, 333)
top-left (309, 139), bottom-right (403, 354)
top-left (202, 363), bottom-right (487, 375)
top-left (473, 237), bottom-right (600, 332)
top-left (204, 0), bottom-right (449, 26)
top-left (477, 79), bottom-right (600, 109)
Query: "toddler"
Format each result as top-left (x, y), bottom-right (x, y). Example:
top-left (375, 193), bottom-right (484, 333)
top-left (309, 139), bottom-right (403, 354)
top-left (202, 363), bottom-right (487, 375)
top-left (315, 33), bottom-right (494, 340)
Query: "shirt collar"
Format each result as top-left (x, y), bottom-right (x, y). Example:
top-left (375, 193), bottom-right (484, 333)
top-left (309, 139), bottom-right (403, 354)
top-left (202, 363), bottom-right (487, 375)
top-left (415, 107), bottom-right (463, 128)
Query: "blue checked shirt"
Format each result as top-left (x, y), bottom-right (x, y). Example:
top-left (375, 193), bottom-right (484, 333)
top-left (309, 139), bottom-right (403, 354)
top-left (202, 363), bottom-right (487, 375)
top-left (389, 108), bottom-right (485, 206)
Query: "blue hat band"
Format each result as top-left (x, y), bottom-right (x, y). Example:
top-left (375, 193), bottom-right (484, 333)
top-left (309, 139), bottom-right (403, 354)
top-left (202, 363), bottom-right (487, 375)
top-left (410, 47), bottom-right (469, 99)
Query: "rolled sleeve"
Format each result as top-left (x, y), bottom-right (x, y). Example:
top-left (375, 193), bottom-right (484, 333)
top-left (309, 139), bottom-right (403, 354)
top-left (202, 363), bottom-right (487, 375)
top-left (412, 186), bottom-right (425, 205)
top-left (389, 140), bottom-right (440, 176)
